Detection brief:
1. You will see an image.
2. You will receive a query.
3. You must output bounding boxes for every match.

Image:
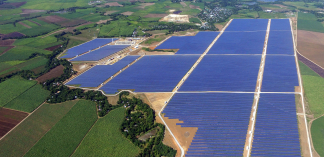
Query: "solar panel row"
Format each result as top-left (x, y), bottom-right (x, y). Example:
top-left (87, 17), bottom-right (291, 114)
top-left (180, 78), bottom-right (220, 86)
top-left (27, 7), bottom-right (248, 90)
top-left (60, 38), bottom-right (117, 58)
top-left (252, 94), bottom-right (301, 156)
top-left (70, 45), bottom-right (129, 61)
top-left (66, 56), bottom-right (140, 87)
top-left (100, 55), bottom-right (199, 94)
top-left (163, 93), bottom-right (254, 156)
top-left (225, 19), bottom-right (269, 31)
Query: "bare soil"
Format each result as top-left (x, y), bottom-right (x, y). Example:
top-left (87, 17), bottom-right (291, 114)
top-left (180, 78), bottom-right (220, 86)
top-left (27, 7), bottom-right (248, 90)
top-left (0, 39), bottom-right (15, 46)
top-left (8, 2), bottom-right (26, 8)
top-left (18, 22), bottom-right (31, 28)
top-left (45, 44), bottom-right (62, 51)
top-left (121, 11), bottom-right (134, 16)
top-left (180, 2), bottom-right (187, 7)
top-left (104, 10), bottom-right (117, 15)
top-left (21, 9), bottom-right (45, 14)
top-left (145, 93), bottom-right (173, 112)
top-left (0, 108), bottom-right (28, 138)
top-left (297, 30), bottom-right (324, 68)
top-left (215, 24), bottom-right (223, 31)
top-left (189, 5), bottom-right (202, 11)
top-left (105, 2), bottom-right (123, 7)
top-left (36, 65), bottom-right (64, 82)
top-left (96, 19), bottom-right (111, 24)
top-left (0, 32), bottom-right (25, 39)
top-left (144, 14), bottom-right (168, 18)
top-left (137, 3), bottom-right (155, 9)
top-left (107, 95), bottom-right (119, 105)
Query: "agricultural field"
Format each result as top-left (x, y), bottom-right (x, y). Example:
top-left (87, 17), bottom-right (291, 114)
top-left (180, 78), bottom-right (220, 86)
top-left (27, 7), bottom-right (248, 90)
top-left (0, 76), bottom-right (36, 106)
top-left (25, 100), bottom-right (97, 157)
top-left (0, 46), bottom-right (51, 62)
top-left (311, 116), bottom-right (324, 156)
top-left (71, 107), bottom-right (140, 157)
top-left (0, 47), bottom-right (8, 53)
top-left (298, 12), bottom-right (324, 33)
top-left (0, 108), bottom-right (28, 138)
top-left (0, 21), bottom-right (60, 36)
top-left (0, 101), bottom-right (77, 157)
top-left (13, 34), bottom-right (63, 49)
top-left (4, 84), bottom-right (50, 113)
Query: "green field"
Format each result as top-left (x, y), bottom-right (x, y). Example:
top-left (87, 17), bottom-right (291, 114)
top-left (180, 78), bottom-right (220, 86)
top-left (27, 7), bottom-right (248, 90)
top-left (0, 46), bottom-right (8, 53)
top-left (13, 34), bottom-right (62, 49)
top-left (230, 10), bottom-right (258, 19)
top-left (4, 84), bottom-right (50, 112)
top-left (0, 21), bottom-right (60, 36)
top-left (299, 61), bottom-right (324, 118)
top-left (0, 46), bottom-right (51, 62)
top-left (258, 11), bottom-right (286, 19)
top-left (0, 101), bottom-right (77, 157)
top-left (311, 116), bottom-right (324, 156)
top-left (284, 2), bottom-right (319, 10)
top-left (25, 100), bottom-right (98, 157)
top-left (189, 17), bottom-right (201, 24)
top-left (5, 0), bottom-right (90, 10)
top-left (0, 76), bottom-right (36, 106)
top-left (71, 107), bottom-right (140, 157)
top-left (298, 12), bottom-right (324, 33)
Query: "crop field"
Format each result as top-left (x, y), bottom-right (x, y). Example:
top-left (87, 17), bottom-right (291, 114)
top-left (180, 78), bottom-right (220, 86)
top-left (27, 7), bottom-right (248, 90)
top-left (0, 20), bottom-right (60, 36)
top-left (0, 101), bottom-right (77, 157)
top-left (25, 100), bottom-right (97, 157)
top-left (0, 46), bottom-right (51, 62)
top-left (0, 108), bottom-right (28, 138)
top-left (0, 76), bottom-right (36, 106)
top-left (4, 84), bottom-right (50, 113)
top-left (298, 12), bottom-right (324, 33)
top-left (71, 107), bottom-right (140, 157)
top-left (311, 116), bottom-right (324, 156)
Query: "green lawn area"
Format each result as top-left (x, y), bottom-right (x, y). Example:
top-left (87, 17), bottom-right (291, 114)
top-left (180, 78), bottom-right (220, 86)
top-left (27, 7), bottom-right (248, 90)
top-left (0, 101), bottom-right (77, 157)
top-left (0, 46), bottom-right (51, 62)
top-left (4, 84), bottom-right (50, 112)
top-left (311, 116), bottom-right (324, 156)
top-left (298, 12), bottom-right (324, 33)
top-left (0, 76), bottom-right (37, 106)
top-left (71, 107), bottom-right (140, 157)
top-left (299, 61), bottom-right (324, 118)
top-left (25, 100), bottom-right (98, 157)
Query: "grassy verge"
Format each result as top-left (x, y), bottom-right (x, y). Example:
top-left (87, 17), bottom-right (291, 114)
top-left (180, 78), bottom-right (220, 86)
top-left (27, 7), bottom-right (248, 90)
top-left (71, 107), bottom-right (140, 157)
top-left (24, 100), bottom-right (98, 157)
top-left (4, 84), bottom-right (50, 113)
top-left (0, 101), bottom-right (77, 157)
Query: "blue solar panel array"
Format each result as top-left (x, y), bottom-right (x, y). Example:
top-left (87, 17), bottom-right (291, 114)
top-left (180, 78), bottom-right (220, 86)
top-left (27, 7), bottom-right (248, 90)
top-left (252, 93), bottom-right (301, 156)
top-left (66, 56), bottom-right (140, 87)
top-left (163, 93), bottom-right (254, 156)
top-left (262, 55), bottom-right (299, 92)
top-left (100, 55), bottom-right (199, 93)
top-left (267, 31), bottom-right (294, 55)
top-left (179, 55), bottom-right (261, 92)
top-left (225, 19), bottom-right (268, 31)
top-left (155, 32), bottom-right (219, 54)
top-left (70, 45), bottom-right (129, 61)
top-left (270, 19), bottom-right (291, 31)
top-left (208, 31), bottom-right (266, 54)
top-left (60, 38), bottom-right (117, 58)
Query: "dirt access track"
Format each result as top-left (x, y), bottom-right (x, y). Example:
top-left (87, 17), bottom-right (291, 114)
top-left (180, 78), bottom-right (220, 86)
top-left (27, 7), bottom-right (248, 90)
top-left (297, 30), bottom-right (324, 68)
top-left (0, 108), bottom-right (28, 138)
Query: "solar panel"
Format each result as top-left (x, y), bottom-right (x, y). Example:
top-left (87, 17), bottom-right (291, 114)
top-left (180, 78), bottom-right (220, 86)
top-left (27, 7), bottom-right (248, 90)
top-left (270, 19), bottom-right (291, 31)
top-left (163, 93), bottom-right (254, 156)
top-left (66, 56), bottom-right (140, 87)
top-left (155, 36), bottom-right (193, 49)
top-left (261, 55), bottom-right (299, 92)
top-left (225, 19), bottom-right (268, 31)
top-left (100, 55), bottom-right (199, 93)
top-left (70, 45), bottom-right (129, 61)
top-left (179, 55), bottom-right (261, 92)
top-left (267, 31), bottom-right (294, 55)
top-left (60, 38), bottom-right (117, 58)
top-left (252, 93), bottom-right (301, 156)
top-left (208, 31), bottom-right (266, 54)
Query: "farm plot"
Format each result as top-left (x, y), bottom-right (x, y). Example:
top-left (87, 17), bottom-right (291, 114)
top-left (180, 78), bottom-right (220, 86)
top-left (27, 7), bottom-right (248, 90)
top-left (0, 101), bottom-right (77, 157)
top-left (100, 55), bottom-right (199, 93)
top-left (261, 55), bottom-right (299, 92)
top-left (36, 65), bottom-right (64, 82)
top-left (0, 108), bottom-right (28, 138)
top-left (71, 107), bottom-right (140, 157)
top-left (67, 56), bottom-right (140, 87)
top-left (60, 38), bottom-right (117, 58)
top-left (4, 84), bottom-right (50, 113)
top-left (163, 93), bottom-right (253, 156)
top-left (70, 45), bottom-right (129, 61)
top-left (0, 46), bottom-right (51, 62)
top-left (208, 31), bottom-right (266, 54)
top-left (24, 100), bottom-right (97, 157)
top-left (0, 77), bottom-right (36, 106)
top-left (252, 94), bottom-right (301, 156)
top-left (179, 55), bottom-right (261, 92)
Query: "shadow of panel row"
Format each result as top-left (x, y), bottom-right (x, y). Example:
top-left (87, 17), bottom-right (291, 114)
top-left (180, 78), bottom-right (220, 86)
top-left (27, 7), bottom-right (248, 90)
top-left (163, 93), bottom-right (254, 156)
top-left (251, 93), bottom-right (301, 156)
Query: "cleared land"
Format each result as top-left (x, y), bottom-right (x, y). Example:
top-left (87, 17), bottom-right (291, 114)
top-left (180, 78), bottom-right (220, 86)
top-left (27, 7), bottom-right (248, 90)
top-left (145, 14), bottom-right (168, 18)
top-left (0, 101), bottom-right (77, 157)
top-left (0, 77), bottom-right (36, 106)
top-left (297, 30), bottom-right (324, 68)
top-left (71, 107), bottom-right (140, 157)
top-left (105, 2), bottom-right (123, 7)
top-left (36, 65), bottom-right (64, 82)
top-left (4, 84), bottom-right (50, 113)
top-left (0, 108), bottom-right (28, 138)
top-left (121, 11), bottom-right (134, 16)
top-left (137, 3), bottom-right (155, 9)
top-left (25, 100), bottom-right (97, 157)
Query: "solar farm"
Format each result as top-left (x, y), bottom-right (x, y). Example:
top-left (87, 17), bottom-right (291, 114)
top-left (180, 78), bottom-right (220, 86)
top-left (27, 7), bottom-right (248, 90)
top-left (65, 19), bottom-right (310, 156)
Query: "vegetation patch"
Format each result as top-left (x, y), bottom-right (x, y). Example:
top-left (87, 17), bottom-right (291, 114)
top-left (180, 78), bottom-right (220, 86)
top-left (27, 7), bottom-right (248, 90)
top-left (0, 101), bottom-right (77, 157)
top-left (25, 100), bottom-right (97, 157)
top-left (4, 84), bottom-right (50, 113)
top-left (0, 46), bottom-right (51, 62)
top-left (298, 12), bottom-right (324, 33)
top-left (311, 116), bottom-right (324, 156)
